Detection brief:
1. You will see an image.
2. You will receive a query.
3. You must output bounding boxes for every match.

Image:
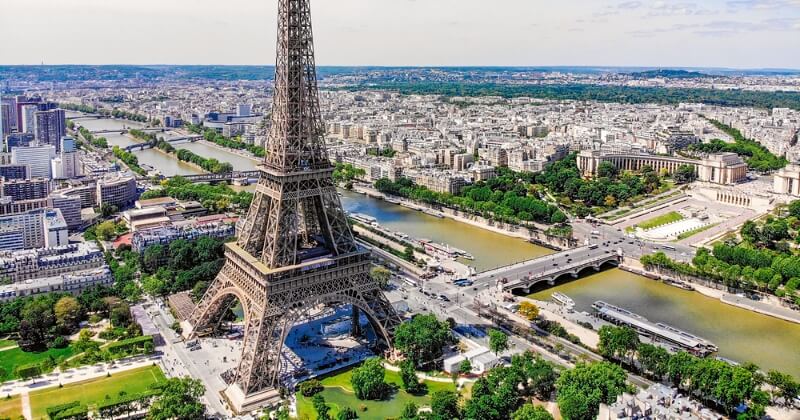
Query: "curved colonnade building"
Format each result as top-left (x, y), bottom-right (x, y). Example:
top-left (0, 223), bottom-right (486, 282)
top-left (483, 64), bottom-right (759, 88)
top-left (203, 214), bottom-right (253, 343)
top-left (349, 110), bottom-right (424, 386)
top-left (577, 150), bottom-right (748, 185)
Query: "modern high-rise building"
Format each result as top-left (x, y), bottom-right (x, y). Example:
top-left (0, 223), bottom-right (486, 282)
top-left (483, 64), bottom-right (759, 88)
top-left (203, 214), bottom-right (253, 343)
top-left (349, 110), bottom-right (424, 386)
top-left (11, 144), bottom-right (55, 178)
top-left (0, 96), bottom-right (18, 133)
top-left (1, 178), bottom-right (52, 201)
top-left (0, 164), bottom-right (28, 181)
top-left (52, 136), bottom-right (80, 179)
top-left (34, 109), bottom-right (66, 152)
top-left (5, 133), bottom-right (35, 151)
top-left (20, 104), bottom-right (38, 134)
top-left (49, 193), bottom-right (82, 230)
top-left (97, 175), bottom-right (137, 209)
top-left (237, 104), bottom-right (252, 117)
top-left (0, 103), bottom-right (11, 137)
top-left (0, 208), bottom-right (67, 250)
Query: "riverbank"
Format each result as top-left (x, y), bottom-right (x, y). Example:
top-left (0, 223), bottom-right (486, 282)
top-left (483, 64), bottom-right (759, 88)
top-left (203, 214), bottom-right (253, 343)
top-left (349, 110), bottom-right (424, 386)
top-left (350, 184), bottom-right (572, 250)
top-left (620, 258), bottom-right (800, 325)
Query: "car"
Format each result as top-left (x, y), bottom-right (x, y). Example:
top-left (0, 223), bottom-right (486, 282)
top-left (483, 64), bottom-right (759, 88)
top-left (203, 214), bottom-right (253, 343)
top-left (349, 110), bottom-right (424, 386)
top-left (439, 295), bottom-right (450, 302)
top-left (553, 263), bottom-right (558, 266)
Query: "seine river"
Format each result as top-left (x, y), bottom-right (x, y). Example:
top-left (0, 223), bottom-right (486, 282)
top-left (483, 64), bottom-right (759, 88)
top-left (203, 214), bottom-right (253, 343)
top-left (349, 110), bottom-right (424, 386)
top-left (74, 114), bottom-right (800, 377)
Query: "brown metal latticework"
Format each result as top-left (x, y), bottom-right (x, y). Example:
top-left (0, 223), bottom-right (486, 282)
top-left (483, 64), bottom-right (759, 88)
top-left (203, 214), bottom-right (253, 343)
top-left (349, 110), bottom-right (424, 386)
top-left (187, 0), bottom-right (401, 410)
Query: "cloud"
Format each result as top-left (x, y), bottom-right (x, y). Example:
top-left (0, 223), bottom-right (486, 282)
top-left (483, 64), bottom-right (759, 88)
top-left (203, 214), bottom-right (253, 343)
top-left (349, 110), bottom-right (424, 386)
top-left (646, 2), bottom-right (718, 16)
top-left (618, 1), bottom-right (643, 9)
top-left (630, 17), bottom-right (800, 37)
top-left (727, 0), bottom-right (800, 9)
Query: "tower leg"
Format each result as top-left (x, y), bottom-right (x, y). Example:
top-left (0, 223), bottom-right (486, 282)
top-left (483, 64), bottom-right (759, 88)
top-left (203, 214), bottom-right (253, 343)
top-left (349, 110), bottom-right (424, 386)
top-left (351, 305), bottom-right (362, 338)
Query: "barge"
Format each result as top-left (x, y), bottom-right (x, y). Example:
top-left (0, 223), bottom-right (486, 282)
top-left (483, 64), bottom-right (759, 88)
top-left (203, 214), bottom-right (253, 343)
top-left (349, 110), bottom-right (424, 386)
top-left (592, 300), bottom-right (717, 356)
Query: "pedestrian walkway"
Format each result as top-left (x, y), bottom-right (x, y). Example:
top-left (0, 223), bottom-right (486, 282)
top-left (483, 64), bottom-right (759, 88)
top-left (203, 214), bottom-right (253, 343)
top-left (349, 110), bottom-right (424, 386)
top-left (20, 390), bottom-right (30, 420)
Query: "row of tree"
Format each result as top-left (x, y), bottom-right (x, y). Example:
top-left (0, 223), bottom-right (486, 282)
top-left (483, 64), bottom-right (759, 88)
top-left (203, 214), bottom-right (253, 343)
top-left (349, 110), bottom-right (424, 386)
top-left (347, 82), bottom-right (800, 111)
top-left (598, 325), bottom-right (797, 416)
top-left (641, 247), bottom-right (800, 305)
top-left (76, 126), bottom-right (109, 149)
top-left (174, 148), bottom-right (233, 174)
top-left (187, 123), bottom-right (267, 158)
top-left (688, 118), bottom-right (788, 172)
top-left (374, 168), bottom-right (567, 225)
top-left (112, 146), bottom-right (147, 176)
top-left (140, 176), bottom-right (253, 213)
top-left (59, 103), bottom-right (151, 123)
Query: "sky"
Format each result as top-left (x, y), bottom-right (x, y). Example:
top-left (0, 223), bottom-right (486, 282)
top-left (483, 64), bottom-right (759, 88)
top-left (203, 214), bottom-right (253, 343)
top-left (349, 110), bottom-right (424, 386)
top-left (1, 0), bottom-right (799, 69)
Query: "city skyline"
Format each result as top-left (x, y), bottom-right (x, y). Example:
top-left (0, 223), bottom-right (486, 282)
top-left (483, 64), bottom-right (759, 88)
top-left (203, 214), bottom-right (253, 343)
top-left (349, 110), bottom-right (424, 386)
top-left (1, 0), bottom-right (799, 69)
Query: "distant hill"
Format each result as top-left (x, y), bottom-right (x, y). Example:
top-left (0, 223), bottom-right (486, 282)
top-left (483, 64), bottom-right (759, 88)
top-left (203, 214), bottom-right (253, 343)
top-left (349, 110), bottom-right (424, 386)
top-left (627, 69), bottom-right (713, 79)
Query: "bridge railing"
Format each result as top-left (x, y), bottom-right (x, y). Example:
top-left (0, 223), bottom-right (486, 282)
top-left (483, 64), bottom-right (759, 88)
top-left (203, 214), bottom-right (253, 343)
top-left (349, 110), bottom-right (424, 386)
top-left (502, 254), bottom-right (620, 289)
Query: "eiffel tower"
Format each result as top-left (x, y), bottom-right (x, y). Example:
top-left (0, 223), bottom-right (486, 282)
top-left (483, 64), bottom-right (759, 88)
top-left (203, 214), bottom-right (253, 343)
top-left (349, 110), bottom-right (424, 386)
top-left (186, 0), bottom-right (401, 412)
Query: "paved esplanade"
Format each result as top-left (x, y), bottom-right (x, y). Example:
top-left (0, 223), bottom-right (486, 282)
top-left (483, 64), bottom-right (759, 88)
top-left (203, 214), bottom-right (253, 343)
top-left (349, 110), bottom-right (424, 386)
top-left (473, 245), bottom-right (622, 293)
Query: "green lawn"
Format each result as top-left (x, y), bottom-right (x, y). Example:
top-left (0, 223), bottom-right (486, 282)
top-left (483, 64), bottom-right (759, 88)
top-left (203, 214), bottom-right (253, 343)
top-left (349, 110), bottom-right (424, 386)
top-left (0, 339), bottom-right (16, 349)
top-left (635, 211), bottom-right (684, 231)
top-left (29, 365), bottom-right (166, 419)
top-left (0, 395), bottom-right (22, 419)
top-left (675, 223), bottom-right (718, 241)
top-left (0, 346), bottom-right (76, 380)
top-left (296, 367), bottom-right (460, 420)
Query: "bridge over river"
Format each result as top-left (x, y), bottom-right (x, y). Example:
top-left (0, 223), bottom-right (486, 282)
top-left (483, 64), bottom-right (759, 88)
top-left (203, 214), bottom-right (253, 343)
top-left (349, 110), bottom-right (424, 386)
top-left (473, 244), bottom-right (623, 294)
top-left (124, 135), bottom-right (203, 151)
top-left (88, 127), bottom-right (166, 135)
top-left (140, 170), bottom-right (262, 184)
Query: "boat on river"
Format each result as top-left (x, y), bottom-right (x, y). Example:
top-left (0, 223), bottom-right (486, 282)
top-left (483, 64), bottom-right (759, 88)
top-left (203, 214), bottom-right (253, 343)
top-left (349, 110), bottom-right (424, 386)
top-left (551, 292), bottom-right (575, 307)
top-left (592, 300), bottom-right (717, 356)
top-left (422, 209), bottom-right (444, 218)
top-left (662, 278), bottom-right (694, 291)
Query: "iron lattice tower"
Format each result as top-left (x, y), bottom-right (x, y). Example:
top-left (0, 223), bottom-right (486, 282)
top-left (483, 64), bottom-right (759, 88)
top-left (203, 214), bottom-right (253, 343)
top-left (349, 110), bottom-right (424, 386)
top-left (187, 0), bottom-right (401, 411)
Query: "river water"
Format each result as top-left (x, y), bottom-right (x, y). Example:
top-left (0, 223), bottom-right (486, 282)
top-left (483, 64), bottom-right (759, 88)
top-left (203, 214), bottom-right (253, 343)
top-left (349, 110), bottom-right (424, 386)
top-left (74, 114), bottom-right (800, 378)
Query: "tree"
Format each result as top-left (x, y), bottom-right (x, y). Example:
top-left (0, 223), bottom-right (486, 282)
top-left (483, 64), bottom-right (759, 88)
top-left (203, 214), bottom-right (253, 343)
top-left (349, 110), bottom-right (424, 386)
top-left (299, 379), bottom-right (323, 397)
top-left (54, 296), bottom-right (82, 332)
top-left (429, 390), bottom-right (460, 420)
top-left (95, 221), bottom-right (117, 241)
top-left (370, 266), bottom-right (392, 289)
top-left (74, 328), bottom-right (97, 352)
top-left (488, 328), bottom-right (509, 356)
top-left (336, 406), bottom-right (358, 420)
top-left (636, 343), bottom-right (669, 378)
top-left (394, 314), bottom-right (454, 369)
top-left (512, 352), bottom-right (558, 399)
top-left (556, 362), bottom-right (630, 420)
top-left (147, 378), bottom-right (205, 420)
top-left (459, 359), bottom-right (473, 375)
top-left (350, 358), bottom-right (387, 400)
top-left (19, 298), bottom-right (55, 349)
top-left (674, 164), bottom-right (697, 184)
top-left (597, 162), bottom-right (618, 179)
top-left (598, 326), bottom-right (639, 364)
top-left (110, 302), bottom-right (131, 328)
top-left (765, 370), bottom-right (799, 404)
top-left (191, 281), bottom-right (209, 302)
top-left (403, 246), bottom-right (415, 262)
top-left (517, 301), bottom-right (539, 321)
top-left (400, 401), bottom-right (419, 420)
top-left (512, 404), bottom-right (554, 420)
top-left (100, 203), bottom-right (119, 218)
top-left (312, 394), bottom-right (331, 420)
top-left (400, 358), bottom-right (421, 393)
top-left (141, 245), bottom-right (165, 274)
